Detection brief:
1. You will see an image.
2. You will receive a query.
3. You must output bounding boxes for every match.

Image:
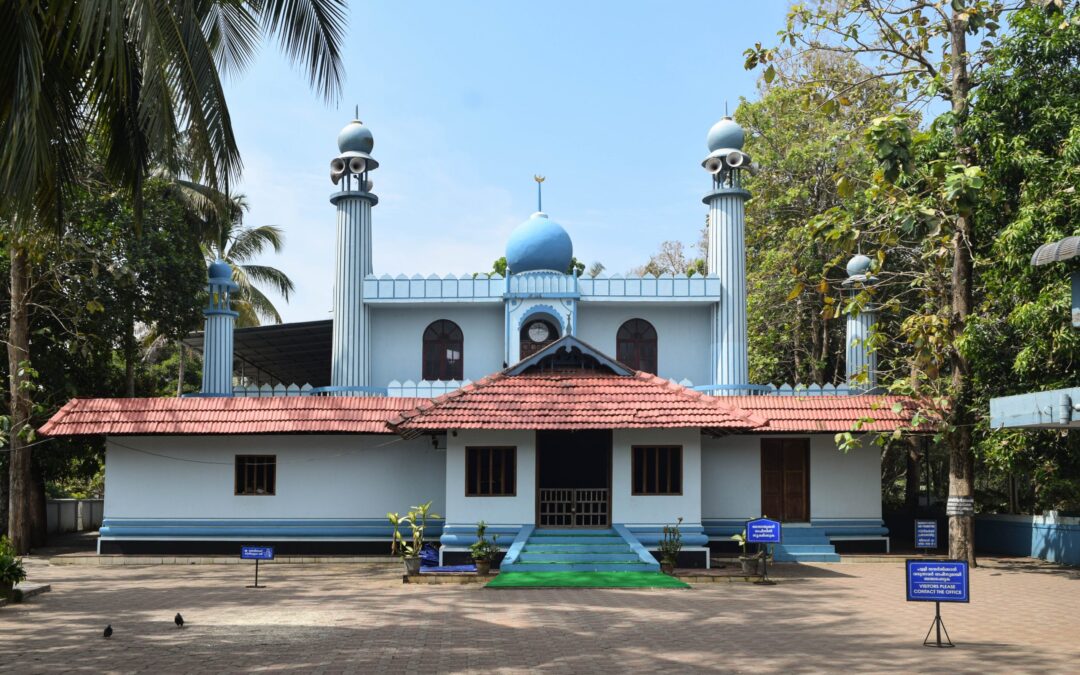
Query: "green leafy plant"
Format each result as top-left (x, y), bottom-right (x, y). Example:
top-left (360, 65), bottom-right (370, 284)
top-left (388, 501), bottom-right (442, 558)
top-left (730, 529), bottom-right (748, 556)
top-left (0, 536), bottom-right (28, 590)
top-left (468, 521), bottom-right (501, 562)
top-left (658, 517), bottom-right (683, 567)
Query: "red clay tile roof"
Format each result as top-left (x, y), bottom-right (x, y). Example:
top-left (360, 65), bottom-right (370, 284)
top-left (39, 396), bottom-right (427, 436)
top-left (727, 395), bottom-right (928, 432)
top-left (388, 371), bottom-right (768, 433)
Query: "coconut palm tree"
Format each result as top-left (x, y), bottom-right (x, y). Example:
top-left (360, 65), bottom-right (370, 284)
top-left (0, 0), bottom-right (346, 553)
top-left (202, 193), bottom-right (295, 326)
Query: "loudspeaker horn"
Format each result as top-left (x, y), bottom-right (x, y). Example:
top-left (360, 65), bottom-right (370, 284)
top-left (726, 151), bottom-right (745, 168)
top-left (348, 157), bottom-right (367, 174)
top-left (330, 157), bottom-right (346, 184)
top-left (704, 156), bottom-right (724, 174)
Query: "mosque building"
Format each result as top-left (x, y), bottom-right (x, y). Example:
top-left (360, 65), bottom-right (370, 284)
top-left (41, 114), bottom-right (918, 567)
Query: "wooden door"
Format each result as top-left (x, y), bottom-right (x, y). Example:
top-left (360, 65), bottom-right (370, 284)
top-left (761, 439), bottom-right (810, 522)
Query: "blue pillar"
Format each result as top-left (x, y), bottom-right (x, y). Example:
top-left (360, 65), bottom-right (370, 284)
top-left (702, 117), bottom-right (752, 394)
top-left (844, 254), bottom-right (878, 393)
top-left (329, 118), bottom-right (379, 393)
top-left (201, 260), bottom-right (239, 396)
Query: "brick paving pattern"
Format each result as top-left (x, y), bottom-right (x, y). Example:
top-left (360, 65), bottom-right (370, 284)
top-left (2, 557), bottom-right (1078, 673)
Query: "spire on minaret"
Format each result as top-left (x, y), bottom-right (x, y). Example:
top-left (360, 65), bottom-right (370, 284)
top-left (534, 175), bottom-right (545, 212)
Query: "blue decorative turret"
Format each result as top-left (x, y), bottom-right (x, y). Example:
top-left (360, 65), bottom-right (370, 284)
top-left (843, 254), bottom-right (878, 393)
top-left (702, 115), bottom-right (752, 394)
top-left (201, 259), bottom-right (239, 396)
top-left (329, 116), bottom-right (379, 393)
top-left (505, 212), bottom-right (573, 274)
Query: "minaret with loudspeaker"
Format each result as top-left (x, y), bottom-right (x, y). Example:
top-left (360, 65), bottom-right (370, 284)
top-left (201, 260), bottom-right (239, 396)
top-left (702, 116), bottom-right (752, 395)
top-left (844, 254), bottom-right (878, 393)
top-left (329, 116), bottom-right (379, 393)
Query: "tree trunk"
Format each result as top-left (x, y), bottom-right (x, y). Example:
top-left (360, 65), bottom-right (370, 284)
top-left (946, 12), bottom-right (977, 567)
top-left (905, 438), bottom-right (922, 516)
top-left (124, 315), bottom-right (136, 397)
top-left (29, 459), bottom-right (47, 548)
top-left (176, 339), bottom-right (186, 397)
top-left (7, 243), bottom-right (33, 554)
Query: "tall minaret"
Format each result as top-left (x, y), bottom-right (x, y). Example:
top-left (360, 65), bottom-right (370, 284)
top-left (843, 254), bottom-right (878, 393)
top-left (702, 117), bottom-right (752, 394)
top-left (201, 259), bottom-right (238, 396)
top-left (329, 116), bottom-right (379, 393)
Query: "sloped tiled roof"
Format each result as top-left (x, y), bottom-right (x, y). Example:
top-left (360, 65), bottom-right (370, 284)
top-left (39, 396), bottom-right (426, 436)
top-left (728, 395), bottom-right (929, 432)
top-left (388, 371), bottom-right (768, 434)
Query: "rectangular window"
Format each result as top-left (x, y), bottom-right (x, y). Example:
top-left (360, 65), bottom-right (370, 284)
top-left (235, 455), bottom-right (276, 496)
top-left (632, 446), bottom-right (682, 495)
top-left (465, 447), bottom-right (516, 496)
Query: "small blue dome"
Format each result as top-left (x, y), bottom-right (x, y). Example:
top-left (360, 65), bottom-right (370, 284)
top-left (846, 254), bottom-right (873, 278)
top-left (707, 116), bottom-right (745, 152)
top-left (506, 212), bottom-right (573, 274)
top-left (208, 259), bottom-right (233, 281)
top-left (337, 120), bottom-right (374, 154)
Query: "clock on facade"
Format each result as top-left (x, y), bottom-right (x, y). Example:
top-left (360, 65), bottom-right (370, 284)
top-left (527, 321), bottom-right (551, 343)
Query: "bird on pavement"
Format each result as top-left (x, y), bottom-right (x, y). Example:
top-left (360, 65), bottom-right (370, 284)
top-left (103, 625), bottom-right (113, 639)
top-left (175, 613), bottom-right (184, 628)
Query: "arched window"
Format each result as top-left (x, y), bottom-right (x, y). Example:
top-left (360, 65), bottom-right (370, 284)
top-left (519, 317), bottom-right (560, 359)
top-left (616, 319), bottom-right (658, 373)
top-left (423, 320), bottom-right (464, 380)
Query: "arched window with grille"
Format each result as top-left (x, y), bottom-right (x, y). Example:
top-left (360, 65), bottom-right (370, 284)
top-left (616, 319), bottom-right (658, 374)
top-left (422, 320), bottom-right (464, 381)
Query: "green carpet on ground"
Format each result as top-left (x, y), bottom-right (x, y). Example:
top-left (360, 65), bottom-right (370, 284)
top-left (485, 571), bottom-right (690, 589)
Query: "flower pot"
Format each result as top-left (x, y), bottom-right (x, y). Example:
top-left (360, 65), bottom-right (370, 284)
top-left (402, 556), bottom-right (421, 576)
top-left (474, 559), bottom-right (491, 576)
top-left (660, 561), bottom-right (675, 576)
top-left (739, 556), bottom-right (759, 576)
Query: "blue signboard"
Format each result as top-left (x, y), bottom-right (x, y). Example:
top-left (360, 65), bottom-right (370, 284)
top-left (745, 518), bottom-right (782, 544)
top-left (906, 560), bottom-right (969, 603)
top-left (914, 520), bottom-right (938, 549)
top-left (241, 546), bottom-right (275, 560)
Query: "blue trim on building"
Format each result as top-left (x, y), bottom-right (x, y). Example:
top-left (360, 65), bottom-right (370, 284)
top-left (100, 518), bottom-right (443, 541)
top-left (975, 515), bottom-right (1080, 566)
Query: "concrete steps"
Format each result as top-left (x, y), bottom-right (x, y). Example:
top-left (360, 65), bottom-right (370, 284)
top-left (772, 528), bottom-right (840, 563)
top-left (501, 527), bottom-right (659, 572)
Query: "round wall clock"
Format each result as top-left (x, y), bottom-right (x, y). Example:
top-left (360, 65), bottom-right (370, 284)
top-left (527, 321), bottom-right (551, 343)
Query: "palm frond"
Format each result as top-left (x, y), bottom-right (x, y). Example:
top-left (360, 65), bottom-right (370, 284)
top-left (256, 0), bottom-right (347, 102)
top-left (226, 224), bottom-right (285, 262)
top-left (238, 263), bottom-right (294, 300)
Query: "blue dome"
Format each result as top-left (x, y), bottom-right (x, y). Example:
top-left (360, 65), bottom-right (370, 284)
top-left (506, 212), bottom-right (573, 274)
top-left (707, 116), bottom-right (745, 152)
top-left (337, 120), bottom-right (374, 154)
top-left (846, 254), bottom-right (873, 278)
top-left (208, 259), bottom-right (233, 281)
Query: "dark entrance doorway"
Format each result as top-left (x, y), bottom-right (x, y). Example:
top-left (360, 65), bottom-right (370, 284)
top-left (761, 438), bottom-right (810, 522)
top-left (536, 430), bottom-right (611, 528)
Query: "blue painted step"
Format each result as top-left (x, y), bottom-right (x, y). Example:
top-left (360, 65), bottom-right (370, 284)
top-left (501, 527), bottom-right (660, 572)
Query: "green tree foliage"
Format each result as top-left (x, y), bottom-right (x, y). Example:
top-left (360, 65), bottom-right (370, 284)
top-left (489, 256), bottom-right (589, 276)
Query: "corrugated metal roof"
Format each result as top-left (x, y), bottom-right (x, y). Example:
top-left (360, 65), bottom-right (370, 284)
top-left (389, 372), bottom-right (768, 433)
top-left (39, 396), bottom-right (426, 436)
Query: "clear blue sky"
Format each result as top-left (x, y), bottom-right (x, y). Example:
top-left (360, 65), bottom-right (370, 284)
top-left (224, 1), bottom-right (791, 322)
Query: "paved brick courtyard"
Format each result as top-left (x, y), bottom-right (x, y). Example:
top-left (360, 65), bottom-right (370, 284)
top-left (2, 557), bottom-right (1078, 673)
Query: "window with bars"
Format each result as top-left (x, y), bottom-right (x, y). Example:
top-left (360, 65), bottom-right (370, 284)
top-left (422, 320), bottom-right (464, 381)
top-left (235, 455), bottom-right (276, 496)
top-left (616, 319), bottom-right (658, 374)
top-left (631, 446), bottom-right (682, 495)
top-left (465, 447), bottom-right (516, 496)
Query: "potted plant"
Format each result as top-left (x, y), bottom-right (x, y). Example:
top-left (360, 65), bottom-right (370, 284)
top-left (658, 517), bottom-right (683, 575)
top-left (469, 521), bottom-right (501, 576)
top-left (730, 530), bottom-right (761, 576)
top-left (389, 501), bottom-right (441, 576)
top-left (0, 536), bottom-right (27, 600)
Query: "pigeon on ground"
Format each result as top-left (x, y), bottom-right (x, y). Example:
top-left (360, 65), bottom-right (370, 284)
top-left (103, 624), bottom-right (113, 639)
top-left (175, 613), bottom-right (184, 628)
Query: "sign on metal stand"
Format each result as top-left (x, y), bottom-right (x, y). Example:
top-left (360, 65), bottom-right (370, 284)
top-left (745, 517), bottom-right (781, 585)
top-left (242, 546), bottom-right (274, 588)
top-left (914, 519), bottom-right (938, 552)
top-left (905, 559), bottom-right (969, 648)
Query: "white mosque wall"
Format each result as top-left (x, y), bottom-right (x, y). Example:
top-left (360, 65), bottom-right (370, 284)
top-left (444, 430), bottom-right (537, 526)
top-left (575, 305), bottom-right (713, 384)
top-left (700, 434), bottom-right (882, 521)
top-left (102, 435), bottom-right (445, 520)
top-left (369, 305), bottom-right (504, 386)
top-left (611, 428), bottom-right (702, 525)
